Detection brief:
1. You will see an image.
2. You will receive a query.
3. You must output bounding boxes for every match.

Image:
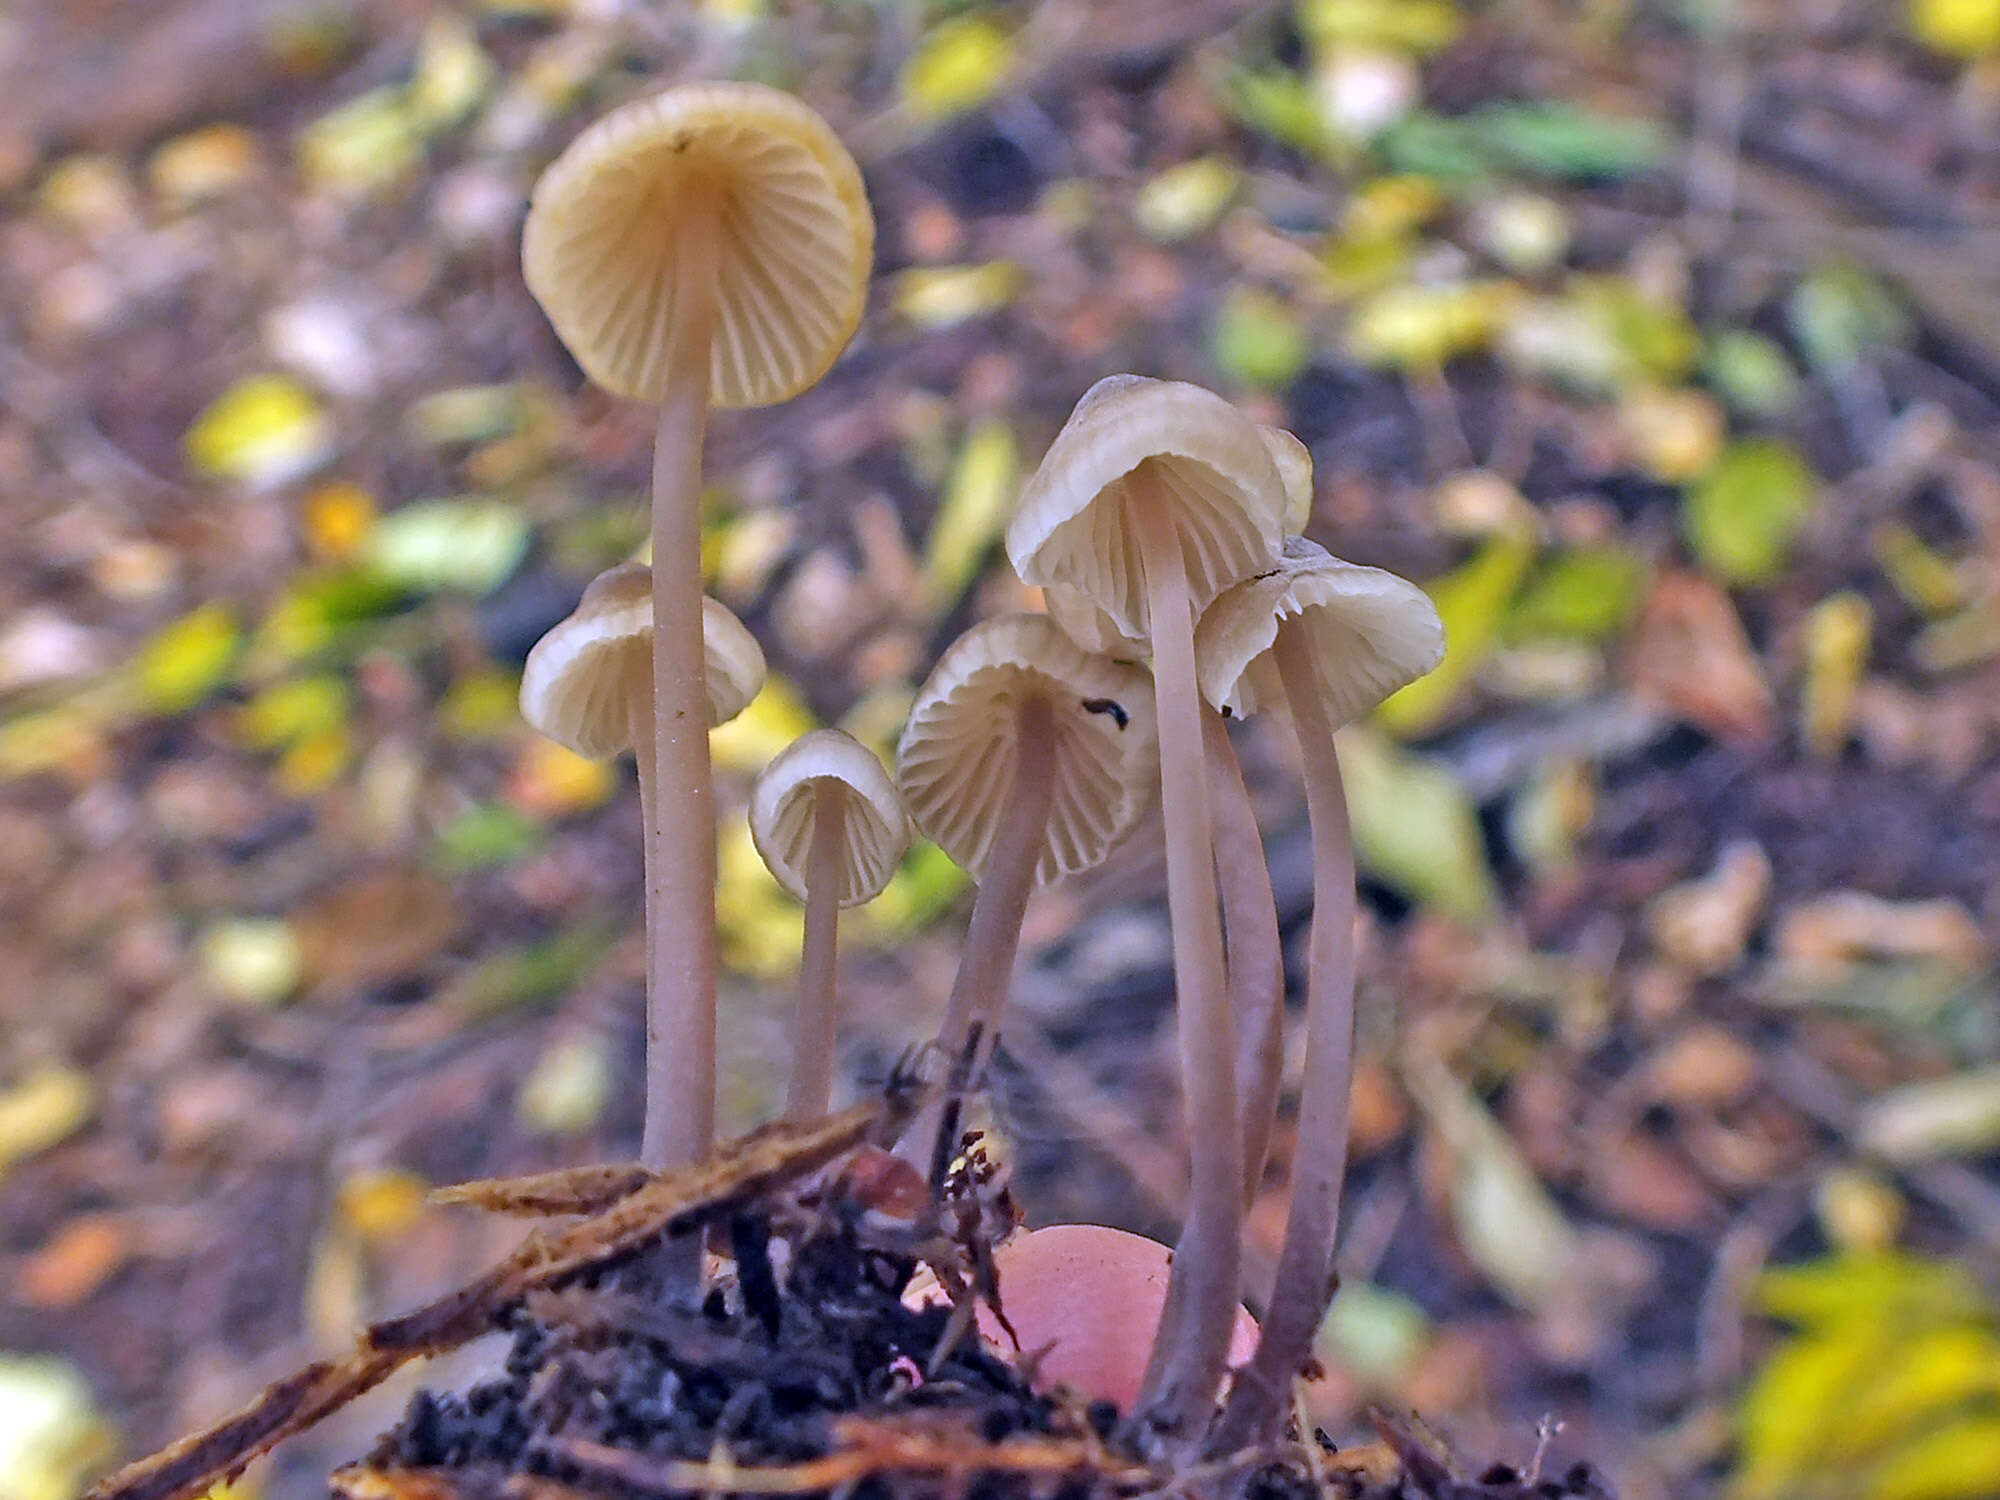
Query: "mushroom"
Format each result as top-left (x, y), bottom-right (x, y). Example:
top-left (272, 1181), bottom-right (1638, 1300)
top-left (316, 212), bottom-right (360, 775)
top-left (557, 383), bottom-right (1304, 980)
top-left (1006, 375), bottom-right (1285, 1438)
top-left (518, 564), bottom-right (765, 1170)
top-left (749, 729), bottom-right (909, 1120)
top-left (523, 82), bottom-right (872, 1169)
top-left (895, 614), bottom-right (1156, 1148)
top-left (1204, 709), bottom-right (1284, 1208)
top-left (904, 1224), bottom-right (1261, 1410)
top-left (1194, 535), bottom-right (1443, 1451)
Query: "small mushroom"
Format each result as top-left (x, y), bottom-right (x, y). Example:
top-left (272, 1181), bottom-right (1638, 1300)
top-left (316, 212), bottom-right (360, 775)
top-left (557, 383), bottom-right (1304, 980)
top-left (523, 82), bottom-right (871, 1170)
top-left (1006, 375), bottom-right (1285, 1437)
top-left (519, 565), bottom-right (763, 1176)
top-left (904, 1224), bottom-right (1260, 1410)
top-left (1195, 535), bottom-right (1442, 1452)
top-left (749, 730), bottom-right (909, 1120)
top-left (896, 614), bottom-right (1156, 1148)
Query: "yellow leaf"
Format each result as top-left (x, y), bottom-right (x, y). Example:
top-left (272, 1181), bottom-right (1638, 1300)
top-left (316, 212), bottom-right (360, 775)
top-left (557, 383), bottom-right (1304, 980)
top-left (1378, 530), bottom-right (1536, 736)
top-left (900, 13), bottom-right (1014, 120)
top-left (1910, 0), bottom-right (2000, 56)
top-left (275, 724), bottom-right (351, 795)
top-left (408, 15), bottom-right (493, 132)
top-left (508, 737), bottom-right (614, 817)
top-left (709, 675), bottom-right (817, 775)
top-left (297, 86), bottom-right (420, 192)
top-left (1831, 1325), bottom-right (2000, 1466)
top-left (1339, 728), bottom-right (1497, 923)
top-left (336, 1168), bottom-right (428, 1242)
top-left (1734, 1326), bottom-right (1899, 1500)
top-left (892, 262), bottom-right (1023, 330)
top-left (716, 817), bottom-right (804, 978)
top-left (921, 419), bottom-right (1018, 609)
top-left (0, 1068), bottom-right (95, 1182)
top-left (1347, 280), bottom-right (1517, 370)
top-left (198, 919), bottom-right (303, 1007)
top-left (1134, 156), bottom-right (1240, 241)
top-left (1868, 1414), bottom-right (2000, 1500)
top-left (0, 1354), bottom-right (114, 1500)
top-left (302, 481), bottom-right (376, 563)
top-left (516, 1033), bottom-right (611, 1135)
top-left (184, 374), bottom-right (332, 489)
top-left (1801, 592), bottom-right (1871, 760)
top-left (856, 839), bottom-right (971, 939)
top-left (0, 706), bottom-right (108, 783)
top-left (131, 603), bottom-right (241, 715)
top-left (148, 125), bottom-right (261, 210)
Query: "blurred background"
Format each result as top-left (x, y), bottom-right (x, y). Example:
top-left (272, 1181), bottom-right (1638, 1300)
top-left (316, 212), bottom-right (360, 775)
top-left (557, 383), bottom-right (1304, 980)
top-left (3, 1), bottom-right (2000, 1497)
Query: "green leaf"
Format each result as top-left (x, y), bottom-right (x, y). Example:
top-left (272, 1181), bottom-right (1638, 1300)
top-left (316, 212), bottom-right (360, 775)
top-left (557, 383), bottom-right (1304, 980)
top-left (1319, 1282), bottom-right (1430, 1388)
top-left (236, 674), bottom-right (350, 750)
top-left (859, 839), bottom-right (973, 938)
top-left (363, 498), bottom-right (530, 595)
top-left (1704, 329), bottom-right (1802, 418)
top-left (1378, 529), bottom-right (1536, 734)
top-left (1212, 286), bottom-right (1313, 391)
top-left (1505, 548), bottom-right (1646, 642)
top-left (1789, 264), bottom-right (1911, 373)
top-left (131, 602), bottom-right (241, 714)
top-left (1339, 727), bottom-right (1497, 923)
top-left (1221, 67), bottom-right (1332, 156)
top-left (1476, 102), bottom-right (1668, 181)
top-left (921, 418), bottom-right (1018, 610)
top-left (433, 802), bottom-right (544, 871)
top-left (443, 923), bottom-right (614, 1018)
top-left (1683, 439), bottom-right (1818, 586)
top-left (1735, 1324), bottom-right (1901, 1499)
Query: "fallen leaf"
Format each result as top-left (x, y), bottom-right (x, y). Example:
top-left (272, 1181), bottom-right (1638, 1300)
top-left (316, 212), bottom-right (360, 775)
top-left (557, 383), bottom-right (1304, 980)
top-left (1626, 571), bottom-right (1775, 744)
top-left (0, 1067), bottom-right (96, 1182)
top-left (1645, 841), bottom-right (1771, 977)
top-left (1857, 1066), bottom-right (2000, 1163)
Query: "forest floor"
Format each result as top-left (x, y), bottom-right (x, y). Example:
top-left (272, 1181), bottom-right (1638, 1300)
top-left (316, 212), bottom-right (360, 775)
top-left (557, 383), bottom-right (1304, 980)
top-left (3, 3), bottom-right (2000, 1499)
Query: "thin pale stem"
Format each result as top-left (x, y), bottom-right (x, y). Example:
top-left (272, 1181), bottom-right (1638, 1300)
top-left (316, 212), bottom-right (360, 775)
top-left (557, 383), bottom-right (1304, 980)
top-left (788, 785), bottom-right (846, 1119)
top-left (1128, 472), bottom-right (1244, 1445)
top-left (1205, 710), bottom-right (1284, 1215)
top-left (1209, 624), bottom-right (1358, 1453)
top-left (899, 696), bottom-right (1055, 1161)
top-left (641, 196), bottom-right (721, 1174)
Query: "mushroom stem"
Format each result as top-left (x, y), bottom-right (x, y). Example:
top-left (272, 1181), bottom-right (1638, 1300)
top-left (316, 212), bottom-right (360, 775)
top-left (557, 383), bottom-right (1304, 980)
top-left (901, 695), bottom-right (1056, 1159)
top-left (1127, 473), bottom-right (1244, 1443)
top-left (788, 783), bottom-right (847, 1119)
top-left (1204, 710), bottom-right (1284, 1211)
top-left (1210, 623), bottom-right (1359, 1452)
top-left (641, 201), bottom-right (721, 1173)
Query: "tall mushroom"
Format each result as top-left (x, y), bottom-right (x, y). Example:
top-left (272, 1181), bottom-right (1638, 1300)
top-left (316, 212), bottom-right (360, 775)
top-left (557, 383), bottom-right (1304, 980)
top-left (749, 729), bottom-right (909, 1120)
top-left (895, 614), bottom-right (1157, 1152)
top-left (522, 82), bottom-right (872, 1170)
top-left (1006, 375), bottom-right (1286, 1439)
top-left (1194, 536), bottom-right (1443, 1450)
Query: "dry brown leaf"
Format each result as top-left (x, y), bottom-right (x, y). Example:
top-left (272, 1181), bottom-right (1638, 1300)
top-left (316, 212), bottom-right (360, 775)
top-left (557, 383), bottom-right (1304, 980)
top-left (431, 1162), bottom-right (655, 1217)
top-left (1625, 571), bottom-right (1775, 746)
top-left (1646, 842), bottom-right (1772, 978)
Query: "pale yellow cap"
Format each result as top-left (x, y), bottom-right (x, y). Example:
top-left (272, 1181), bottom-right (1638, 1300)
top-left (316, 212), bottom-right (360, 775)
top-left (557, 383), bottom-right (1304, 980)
top-left (1261, 425), bottom-right (1313, 532)
top-left (1005, 375), bottom-right (1286, 644)
top-left (1043, 581), bottom-right (1147, 661)
top-left (1195, 536), bottom-right (1444, 724)
top-left (519, 563), bottom-right (767, 756)
top-left (522, 81), bottom-right (873, 408)
top-left (897, 614), bottom-right (1157, 886)
top-left (750, 729), bottom-right (909, 906)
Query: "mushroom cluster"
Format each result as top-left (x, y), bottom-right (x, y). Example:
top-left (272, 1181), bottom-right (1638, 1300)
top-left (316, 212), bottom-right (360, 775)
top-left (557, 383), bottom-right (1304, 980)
top-left (514, 81), bottom-right (1443, 1455)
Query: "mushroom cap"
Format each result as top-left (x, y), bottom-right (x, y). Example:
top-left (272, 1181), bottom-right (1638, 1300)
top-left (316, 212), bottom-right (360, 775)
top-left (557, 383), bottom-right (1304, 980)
top-left (519, 564), bottom-right (767, 757)
top-left (1195, 536), bottom-right (1445, 723)
top-left (522, 81), bottom-right (873, 409)
top-left (1042, 581), bottom-right (1147, 661)
top-left (1260, 425), bottom-right (1313, 533)
top-left (1004, 375), bottom-right (1286, 642)
top-left (897, 614), bottom-right (1157, 887)
top-left (749, 729), bottom-right (910, 907)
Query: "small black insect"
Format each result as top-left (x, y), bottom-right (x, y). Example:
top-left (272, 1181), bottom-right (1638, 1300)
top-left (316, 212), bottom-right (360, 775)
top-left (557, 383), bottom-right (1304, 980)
top-left (1080, 697), bottom-right (1129, 729)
